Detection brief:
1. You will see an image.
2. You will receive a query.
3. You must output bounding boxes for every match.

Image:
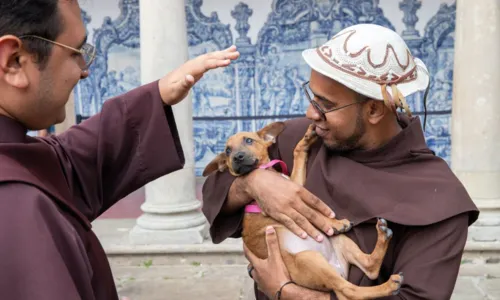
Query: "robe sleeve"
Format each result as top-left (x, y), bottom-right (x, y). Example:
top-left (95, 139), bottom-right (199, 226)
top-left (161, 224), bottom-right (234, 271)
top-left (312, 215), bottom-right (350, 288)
top-left (201, 171), bottom-right (241, 244)
top-left (46, 80), bottom-right (185, 221)
top-left (0, 183), bottom-right (96, 300)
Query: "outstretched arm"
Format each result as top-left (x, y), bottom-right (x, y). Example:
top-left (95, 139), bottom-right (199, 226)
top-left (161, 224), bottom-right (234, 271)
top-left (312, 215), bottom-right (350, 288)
top-left (45, 46), bottom-right (240, 221)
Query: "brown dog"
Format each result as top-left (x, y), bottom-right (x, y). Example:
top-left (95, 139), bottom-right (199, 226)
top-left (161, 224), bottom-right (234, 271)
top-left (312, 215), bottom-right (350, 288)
top-left (203, 121), bottom-right (403, 300)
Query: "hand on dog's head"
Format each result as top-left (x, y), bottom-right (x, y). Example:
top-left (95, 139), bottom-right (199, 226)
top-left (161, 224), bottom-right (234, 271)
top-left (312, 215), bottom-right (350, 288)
top-left (202, 122), bottom-right (286, 177)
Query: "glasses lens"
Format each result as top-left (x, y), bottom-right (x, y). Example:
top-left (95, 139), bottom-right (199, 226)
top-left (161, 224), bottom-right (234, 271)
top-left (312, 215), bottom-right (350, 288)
top-left (303, 82), bottom-right (326, 114)
top-left (303, 83), bottom-right (315, 102)
top-left (81, 43), bottom-right (96, 69)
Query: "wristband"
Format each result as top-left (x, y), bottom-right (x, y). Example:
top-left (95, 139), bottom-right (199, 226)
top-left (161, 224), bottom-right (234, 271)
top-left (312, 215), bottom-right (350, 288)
top-left (274, 280), bottom-right (295, 300)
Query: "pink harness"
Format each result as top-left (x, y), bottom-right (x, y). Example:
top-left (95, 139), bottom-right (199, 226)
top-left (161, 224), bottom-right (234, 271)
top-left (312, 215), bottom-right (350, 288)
top-left (244, 159), bottom-right (289, 214)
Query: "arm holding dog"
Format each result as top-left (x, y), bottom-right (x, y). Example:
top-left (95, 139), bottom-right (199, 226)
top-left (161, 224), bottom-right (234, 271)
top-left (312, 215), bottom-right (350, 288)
top-left (202, 119), bottom-right (336, 243)
top-left (244, 226), bottom-right (331, 300)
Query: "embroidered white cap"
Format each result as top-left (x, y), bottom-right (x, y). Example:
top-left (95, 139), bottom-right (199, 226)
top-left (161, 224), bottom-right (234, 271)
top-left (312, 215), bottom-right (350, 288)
top-left (302, 23), bottom-right (430, 116)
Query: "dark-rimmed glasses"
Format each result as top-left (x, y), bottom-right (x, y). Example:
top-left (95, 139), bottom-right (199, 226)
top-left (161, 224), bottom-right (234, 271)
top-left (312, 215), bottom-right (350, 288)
top-left (19, 35), bottom-right (96, 70)
top-left (302, 81), bottom-right (364, 118)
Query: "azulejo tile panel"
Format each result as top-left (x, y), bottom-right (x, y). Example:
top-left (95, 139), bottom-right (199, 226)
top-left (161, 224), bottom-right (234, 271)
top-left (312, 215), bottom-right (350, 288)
top-left (73, 0), bottom-right (456, 176)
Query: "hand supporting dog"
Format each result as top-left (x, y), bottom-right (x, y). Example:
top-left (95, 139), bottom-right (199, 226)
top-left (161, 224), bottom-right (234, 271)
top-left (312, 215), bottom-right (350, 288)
top-left (239, 169), bottom-right (336, 242)
top-left (245, 226), bottom-right (331, 300)
top-left (244, 226), bottom-right (294, 298)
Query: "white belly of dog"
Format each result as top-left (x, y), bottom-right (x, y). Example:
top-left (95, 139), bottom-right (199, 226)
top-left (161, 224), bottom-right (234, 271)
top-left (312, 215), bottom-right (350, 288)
top-left (280, 230), bottom-right (349, 279)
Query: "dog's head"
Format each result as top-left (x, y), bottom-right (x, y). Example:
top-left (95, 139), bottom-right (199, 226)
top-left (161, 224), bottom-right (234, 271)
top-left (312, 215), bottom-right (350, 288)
top-left (202, 122), bottom-right (286, 177)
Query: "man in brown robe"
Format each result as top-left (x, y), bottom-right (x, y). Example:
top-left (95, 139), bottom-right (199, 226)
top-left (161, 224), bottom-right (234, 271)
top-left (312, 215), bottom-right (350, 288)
top-left (0, 0), bottom-right (239, 299)
top-left (202, 24), bottom-right (479, 299)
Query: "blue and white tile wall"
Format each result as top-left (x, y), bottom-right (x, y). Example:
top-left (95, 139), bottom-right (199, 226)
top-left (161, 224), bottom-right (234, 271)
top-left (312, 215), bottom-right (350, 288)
top-left (75, 0), bottom-right (456, 176)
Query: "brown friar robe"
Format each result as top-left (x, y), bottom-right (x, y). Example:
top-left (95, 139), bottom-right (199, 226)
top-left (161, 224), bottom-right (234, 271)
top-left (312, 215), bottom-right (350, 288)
top-left (202, 115), bottom-right (480, 300)
top-left (0, 81), bottom-right (184, 300)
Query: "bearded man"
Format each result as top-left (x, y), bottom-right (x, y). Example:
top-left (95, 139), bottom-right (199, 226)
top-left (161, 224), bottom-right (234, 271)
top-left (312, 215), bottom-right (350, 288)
top-left (202, 24), bottom-right (479, 300)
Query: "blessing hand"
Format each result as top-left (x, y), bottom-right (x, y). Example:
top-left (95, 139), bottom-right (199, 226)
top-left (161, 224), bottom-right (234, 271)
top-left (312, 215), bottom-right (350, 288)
top-left (158, 45), bottom-right (240, 106)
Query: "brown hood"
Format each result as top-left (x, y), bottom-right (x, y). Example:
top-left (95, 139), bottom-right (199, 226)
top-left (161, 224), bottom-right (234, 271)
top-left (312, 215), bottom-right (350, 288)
top-left (276, 115), bottom-right (479, 226)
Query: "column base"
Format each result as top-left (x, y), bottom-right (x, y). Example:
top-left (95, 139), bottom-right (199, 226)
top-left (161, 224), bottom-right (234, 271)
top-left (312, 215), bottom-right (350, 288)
top-left (128, 200), bottom-right (210, 245)
top-left (129, 222), bottom-right (209, 245)
top-left (468, 199), bottom-right (500, 243)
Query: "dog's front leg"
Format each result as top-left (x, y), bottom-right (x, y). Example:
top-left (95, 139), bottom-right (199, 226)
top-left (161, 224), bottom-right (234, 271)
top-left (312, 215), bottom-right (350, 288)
top-left (291, 124), bottom-right (318, 186)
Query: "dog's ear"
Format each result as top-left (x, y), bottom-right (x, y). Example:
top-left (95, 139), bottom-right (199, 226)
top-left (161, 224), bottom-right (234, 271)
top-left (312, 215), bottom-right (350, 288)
top-left (256, 121), bottom-right (286, 143)
top-left (202, 153), bottom-right (228, 176)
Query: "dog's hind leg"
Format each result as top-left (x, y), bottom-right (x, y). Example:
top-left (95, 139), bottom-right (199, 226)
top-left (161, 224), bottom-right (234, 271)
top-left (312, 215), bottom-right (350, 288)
top-left (286, 250), bottom-right (403, 300)
top-left (337, 218), bottom-right (394, 280)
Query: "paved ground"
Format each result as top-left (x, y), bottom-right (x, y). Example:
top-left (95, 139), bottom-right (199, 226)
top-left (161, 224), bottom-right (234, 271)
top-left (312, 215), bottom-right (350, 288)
top-left (109, 253), bottom-right (500, 300)
top-left (94, 219), bottom-right (500, 300)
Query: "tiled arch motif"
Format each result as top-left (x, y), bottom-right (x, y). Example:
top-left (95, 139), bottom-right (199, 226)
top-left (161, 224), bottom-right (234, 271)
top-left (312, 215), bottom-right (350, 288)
top-left (72, 0), bottom-right (457, 176)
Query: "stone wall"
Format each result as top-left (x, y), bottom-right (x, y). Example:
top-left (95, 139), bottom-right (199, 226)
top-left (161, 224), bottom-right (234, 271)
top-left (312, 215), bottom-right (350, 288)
top-left (73, 0), bottom-right (457, 176)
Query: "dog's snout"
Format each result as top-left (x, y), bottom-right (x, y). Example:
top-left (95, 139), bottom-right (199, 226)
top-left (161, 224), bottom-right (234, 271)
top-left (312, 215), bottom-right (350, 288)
top-left (234, 152), bottom-right (246, 162)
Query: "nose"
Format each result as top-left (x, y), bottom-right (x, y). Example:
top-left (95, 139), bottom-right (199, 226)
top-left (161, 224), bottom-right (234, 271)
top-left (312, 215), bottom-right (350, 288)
top-left (233, 152), bottom-right (246, 162)
top-left (306, 103), bottom-right (322, 121)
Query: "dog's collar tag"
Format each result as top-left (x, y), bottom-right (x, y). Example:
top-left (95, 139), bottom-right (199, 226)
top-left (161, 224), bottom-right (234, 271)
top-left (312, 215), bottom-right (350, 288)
top-left (245, 160), bottom-right (289, 214)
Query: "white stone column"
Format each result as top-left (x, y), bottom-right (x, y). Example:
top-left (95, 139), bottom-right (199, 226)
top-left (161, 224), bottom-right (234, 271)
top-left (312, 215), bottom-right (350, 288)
top-left (129, 0), bottom-right (208, 244)
top-left (451, 0), bottom-right (500, 244)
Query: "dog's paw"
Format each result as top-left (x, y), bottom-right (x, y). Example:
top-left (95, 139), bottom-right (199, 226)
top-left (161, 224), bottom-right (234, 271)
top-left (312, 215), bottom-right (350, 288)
top-left (377, 218), bottom-right (393, 241)
top-left (305, 124), bottom-right (317, 139)
top-left (295, 124), bottom-right (318, 153)
top-left (331, 219), bottom-right (353, 234)
top-left (301, 124), bottom-right (318, 146)
top-left (390, 273), bottom-right (404, 295)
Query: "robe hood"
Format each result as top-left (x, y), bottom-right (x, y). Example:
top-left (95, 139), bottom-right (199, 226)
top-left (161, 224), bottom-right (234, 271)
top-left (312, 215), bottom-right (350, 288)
top-left (0, 115), bottom-right (91, 230)
top-left (279, 114), bottom-right (480, 227)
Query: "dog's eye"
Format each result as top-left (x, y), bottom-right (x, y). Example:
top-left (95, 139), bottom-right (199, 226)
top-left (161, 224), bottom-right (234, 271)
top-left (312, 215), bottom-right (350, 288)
top-left (245, 138), bottom-right (253, 145)
top-left (225, 147), bottom-right (232, 155)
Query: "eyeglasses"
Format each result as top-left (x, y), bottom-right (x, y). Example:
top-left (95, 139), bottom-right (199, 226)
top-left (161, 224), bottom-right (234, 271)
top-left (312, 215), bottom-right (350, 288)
top-left (302, 81), bottom-right (364, 118)
top-left (19, 35), bottom-right (96, 70)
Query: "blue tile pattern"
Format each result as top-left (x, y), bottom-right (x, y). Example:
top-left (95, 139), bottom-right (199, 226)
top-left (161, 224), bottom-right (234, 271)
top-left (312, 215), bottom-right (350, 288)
top-left (73, 0), bottom-right (457, 176)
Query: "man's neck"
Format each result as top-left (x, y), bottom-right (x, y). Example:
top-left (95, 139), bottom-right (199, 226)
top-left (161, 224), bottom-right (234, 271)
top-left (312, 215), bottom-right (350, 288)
top-left (362, 118), bottom-right (403, 150)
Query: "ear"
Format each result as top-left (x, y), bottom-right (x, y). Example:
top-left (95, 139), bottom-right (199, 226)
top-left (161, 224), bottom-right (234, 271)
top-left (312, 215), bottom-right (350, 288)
top-left (0, 35), bottom-right (30, 89)
top-left (367, 99), bottom-right (385, 125)
top-left (202, 153), bottom-right (228, 176)
top-left (256, 121), bottom-right (286, 143)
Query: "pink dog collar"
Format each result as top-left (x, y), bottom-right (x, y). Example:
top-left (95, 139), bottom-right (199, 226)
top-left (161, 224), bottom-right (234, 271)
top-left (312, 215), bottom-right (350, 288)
top-left (244, 160), bottom-right (289, 214)
top-left (259, 159), bottom-right (289, 176)
top-left (244, 201), bottom-right (262, 213)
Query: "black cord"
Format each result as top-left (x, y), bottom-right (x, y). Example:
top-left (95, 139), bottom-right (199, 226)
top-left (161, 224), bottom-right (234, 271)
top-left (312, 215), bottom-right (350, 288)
top-left (274, 281), bottom-right (295, 300)
top-left (422, 83), bottom-right (430, 132)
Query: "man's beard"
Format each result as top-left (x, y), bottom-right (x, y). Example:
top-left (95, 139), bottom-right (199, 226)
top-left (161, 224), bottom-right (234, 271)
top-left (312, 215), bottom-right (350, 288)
top-left (323, 109), bottom-right (366, 154)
